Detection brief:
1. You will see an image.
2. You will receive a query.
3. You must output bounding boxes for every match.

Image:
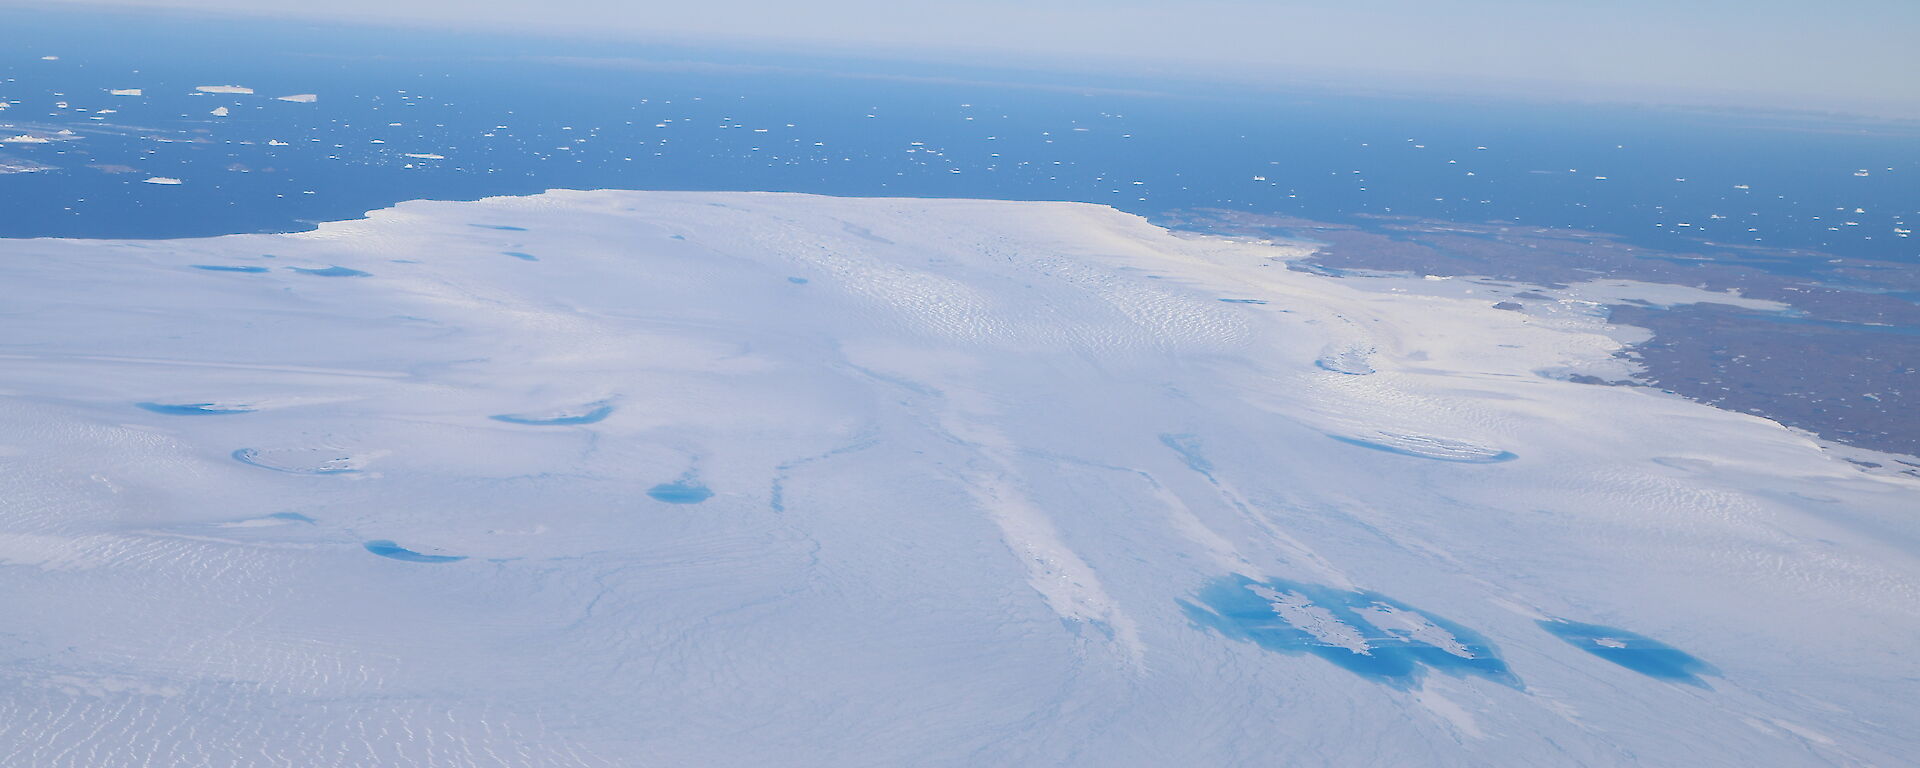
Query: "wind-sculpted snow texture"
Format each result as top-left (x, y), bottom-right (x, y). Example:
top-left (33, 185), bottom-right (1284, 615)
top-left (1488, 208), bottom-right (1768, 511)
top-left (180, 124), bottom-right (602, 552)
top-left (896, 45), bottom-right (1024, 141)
top-left (0, 191), bottom-right (1914, 766)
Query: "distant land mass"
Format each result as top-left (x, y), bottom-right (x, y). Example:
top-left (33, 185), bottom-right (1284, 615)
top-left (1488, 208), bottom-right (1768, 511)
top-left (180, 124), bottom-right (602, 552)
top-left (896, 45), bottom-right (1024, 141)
top-left (1168, 209), bottom-right (1920, 462)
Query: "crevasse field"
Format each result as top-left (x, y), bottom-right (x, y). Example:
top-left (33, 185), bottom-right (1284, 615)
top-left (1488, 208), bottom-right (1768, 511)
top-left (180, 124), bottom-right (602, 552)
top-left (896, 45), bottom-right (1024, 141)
top-left (0, 191), bottom-right (1914, 766)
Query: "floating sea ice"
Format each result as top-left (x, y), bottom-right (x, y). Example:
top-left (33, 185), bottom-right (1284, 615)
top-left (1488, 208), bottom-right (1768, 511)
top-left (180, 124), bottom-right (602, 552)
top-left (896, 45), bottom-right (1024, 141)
top-left (142, 177), bottom-right (183, 185)
top-left (275, 94), bottom-right (317, 103)
top-left (108, 88), bottom-right (142, 96)
top-left (195, 85), bottom-right (253, 94)
top-left (210, 107), bottom-right (229, 117)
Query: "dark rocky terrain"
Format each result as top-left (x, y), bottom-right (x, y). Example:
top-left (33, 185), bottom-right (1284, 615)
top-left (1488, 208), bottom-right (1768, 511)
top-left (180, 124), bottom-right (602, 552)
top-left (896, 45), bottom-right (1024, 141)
top-left (1170, 209), bottom-right (1920, 458)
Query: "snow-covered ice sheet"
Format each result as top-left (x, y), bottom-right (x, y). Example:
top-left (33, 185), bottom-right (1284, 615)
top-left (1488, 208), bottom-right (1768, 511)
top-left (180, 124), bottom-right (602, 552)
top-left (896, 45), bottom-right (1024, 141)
top-left (0, 191), bottom-right (1914, 766)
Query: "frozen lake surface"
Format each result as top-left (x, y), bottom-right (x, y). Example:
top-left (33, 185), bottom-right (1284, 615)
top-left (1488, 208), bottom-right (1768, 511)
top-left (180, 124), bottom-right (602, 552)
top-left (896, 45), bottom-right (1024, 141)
top-left (0, 191), bottom-right (1914, 766)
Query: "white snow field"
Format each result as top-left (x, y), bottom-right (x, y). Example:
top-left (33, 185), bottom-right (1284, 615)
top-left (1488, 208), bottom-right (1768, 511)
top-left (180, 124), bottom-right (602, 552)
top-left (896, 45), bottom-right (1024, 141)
top-left (0, 190), bottom-right (1914, 766)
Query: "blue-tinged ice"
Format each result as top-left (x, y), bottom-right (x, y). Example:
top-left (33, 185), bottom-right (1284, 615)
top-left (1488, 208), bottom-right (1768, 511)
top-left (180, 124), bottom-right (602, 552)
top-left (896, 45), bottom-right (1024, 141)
top-left (231, 448), bottom-right (361, 475)
top-left (190, 264), bottom-right (270, 273)
top-left (648, 478), bottom-right (714, 504)
top-left (364, 540), bottom-right (466, 563)
top-left (1539, 619), bottom-right (1718, 685)
top-left (1328, 432), bottom-right (1518, 463)
top-left (490, 401), bottom-right (614, 425)
top-left (1183, 574), bottom-right (1519, 688)
top-left (289, 265), bottom-right (371, 277)
top-left (137, 401), bottom-right (253, 415)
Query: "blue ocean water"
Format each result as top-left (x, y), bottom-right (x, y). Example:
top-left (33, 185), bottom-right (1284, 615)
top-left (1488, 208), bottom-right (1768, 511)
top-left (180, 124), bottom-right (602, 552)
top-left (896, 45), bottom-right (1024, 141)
top-left (4, 7), bottom-right (1914, 285)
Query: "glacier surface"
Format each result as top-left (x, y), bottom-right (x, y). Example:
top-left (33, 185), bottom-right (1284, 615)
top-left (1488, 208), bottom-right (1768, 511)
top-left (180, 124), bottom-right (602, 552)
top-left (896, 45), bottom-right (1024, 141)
top-left (0, 190), bottom-right (1914, 766)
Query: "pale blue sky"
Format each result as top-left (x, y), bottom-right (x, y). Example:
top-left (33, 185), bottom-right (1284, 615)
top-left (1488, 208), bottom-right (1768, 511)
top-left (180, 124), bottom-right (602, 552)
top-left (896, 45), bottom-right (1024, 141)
top-left (31, 0), bottom-right (1920, 117)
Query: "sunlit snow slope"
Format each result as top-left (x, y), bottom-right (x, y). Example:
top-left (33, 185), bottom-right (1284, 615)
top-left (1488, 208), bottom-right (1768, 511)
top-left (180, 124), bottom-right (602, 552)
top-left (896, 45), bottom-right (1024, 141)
top-left (0, 191), bottom-right (1914, 766)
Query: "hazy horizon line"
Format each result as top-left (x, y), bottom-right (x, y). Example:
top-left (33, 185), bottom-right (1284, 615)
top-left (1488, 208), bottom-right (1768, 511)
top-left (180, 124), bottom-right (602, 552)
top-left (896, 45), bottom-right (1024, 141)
top-left (14, 0), bottom-right (1920, 122)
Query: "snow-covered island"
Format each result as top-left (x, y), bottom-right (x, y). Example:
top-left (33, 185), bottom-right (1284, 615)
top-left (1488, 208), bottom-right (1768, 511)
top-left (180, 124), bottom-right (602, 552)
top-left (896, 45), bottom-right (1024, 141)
top-left (0, 191), bottom-right (1913, 766)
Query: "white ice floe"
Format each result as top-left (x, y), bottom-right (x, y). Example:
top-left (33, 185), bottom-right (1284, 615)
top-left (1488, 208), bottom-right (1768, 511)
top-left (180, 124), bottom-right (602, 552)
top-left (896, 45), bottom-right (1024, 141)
top-left (0, 191), bottom-right (1913, 766)
top-left (108, 88), bottom-right (142, 96)
top-left (140, 176), bottom-right (183, 184)
top-left (1, 134), bottom-right (50, 144)
top-left (0, 157), bottom-right (53, 174)
top-left (209, 106), bottom-right (229, 117)
top-left (194, 84), bottom-right (254, 94)
top-left (276, 94), bottom-right (317, 103)
top-left (401, 153), bottom-right (446, 160)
